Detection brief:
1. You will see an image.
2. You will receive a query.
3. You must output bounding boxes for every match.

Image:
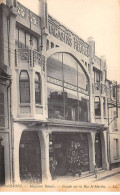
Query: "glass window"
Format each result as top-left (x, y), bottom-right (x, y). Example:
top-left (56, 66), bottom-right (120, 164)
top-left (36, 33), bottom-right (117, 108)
top-left (94, 70), bottom-right (100, 83)
top-left (47, 53), bottom-right (63, 81)
top-left (32, 35), bottom-right (38, 50)
top-left (114, 139), bottom-right (119, 158)
top-left (103, 97), bottom-right (106, 118)
top-left (35, 73), bottom-right (41, 104)
top-left (19, 28), bottom-right (25, 48)
top-left (26, 32), bottom-right (31, 48)
top-left (113, 111), bottom-right (117, 130)
top-left (94, 97), bottom-right (101, 116)
top-left (64, 90), bottom-right (78, 121)
top-left (63, 53), bottom-right (77, 86)
top-left (19, 71), bottom-right (30, 103)
top-left (0, 93), bottom-right (5, 127)
top-left (47, 87), bottom-right (64, 119)
top-left (78, 96), bottom-right (88, 122)
top-left (47, 53), bottom-right (89, 122)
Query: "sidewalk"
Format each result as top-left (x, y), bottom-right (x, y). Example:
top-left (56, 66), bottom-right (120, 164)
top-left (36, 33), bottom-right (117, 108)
top-left (53, 167), bottom-right (120, 184)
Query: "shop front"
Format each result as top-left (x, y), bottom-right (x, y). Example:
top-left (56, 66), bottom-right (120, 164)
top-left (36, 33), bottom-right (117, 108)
top-left (49, 131), bottom-right (90, 178)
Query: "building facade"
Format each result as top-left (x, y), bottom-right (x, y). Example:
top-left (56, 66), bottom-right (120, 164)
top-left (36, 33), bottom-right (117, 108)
top-left (0, 0), bottom-right (120, 185)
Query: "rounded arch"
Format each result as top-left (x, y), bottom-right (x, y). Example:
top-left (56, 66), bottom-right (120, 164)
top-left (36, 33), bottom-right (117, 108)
top-left (45, 47), bottom-right (90, 79)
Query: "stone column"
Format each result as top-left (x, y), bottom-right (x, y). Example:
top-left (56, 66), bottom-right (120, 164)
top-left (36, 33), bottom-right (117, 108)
top-left (38, 129), bottom-right (51, 183)
top-left (13, 123), bottom-right (26, 184)
top-left (101, 131), bottom-right (109, 170)
top-left (88, 132), bottom-right (96, 172)
top-left (101, 97), bottom-right (104, 123)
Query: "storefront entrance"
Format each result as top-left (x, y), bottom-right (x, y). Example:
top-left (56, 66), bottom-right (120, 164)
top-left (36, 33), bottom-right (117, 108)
top-left (95, 133), bottom-right (102, 168)
top-left (19, 131), bottom-right (42, 183)
top-left (49, 132), bottom-right (89, 177)
top-left (0, 138), bottom-right (5, 186)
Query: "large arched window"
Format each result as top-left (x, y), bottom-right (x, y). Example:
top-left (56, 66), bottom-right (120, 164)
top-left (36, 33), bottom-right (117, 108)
top-left (47, 53), bottom-right (89, 122)
top-left (19, 70), bottom-right (30, 103)
top-left (35, 72), bottom-right (41, 104)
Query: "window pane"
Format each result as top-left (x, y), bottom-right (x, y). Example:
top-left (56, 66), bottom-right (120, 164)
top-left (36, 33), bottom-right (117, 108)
top-left (19, 28), bottom-right (25, 47)
top-left (94, 97), bottom-right (101, 116)
top-left (78, 96), bottom-right (89, 122)
top-left (35, 73), bottom-right (41, 104)
top-left (26, 32), bottom-right (30, 48)
top-left (64, 90), bottom-right (78, 121)
top-left (63, 53), bottom-right (77, 86)
top-left (47, 87), bottom-right (64, 119)
top-left (20, 71), bottom-right (30, 103)
top-left (32, 35), bottom-right (38, 50)
top-left (47, 53), bottom-right (63, 80)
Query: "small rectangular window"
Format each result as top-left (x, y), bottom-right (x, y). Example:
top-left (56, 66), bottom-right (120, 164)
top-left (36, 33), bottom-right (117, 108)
top-left (51, 42), bottom-right (54, 49)
top-left (114, 139), bottom-right (119, 158)
top-left (0, 93), bottom-right (5, 127)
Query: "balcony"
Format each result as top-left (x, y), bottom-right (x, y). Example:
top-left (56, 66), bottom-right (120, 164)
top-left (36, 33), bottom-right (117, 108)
top-left (15, 48), bottom-right (45, 71)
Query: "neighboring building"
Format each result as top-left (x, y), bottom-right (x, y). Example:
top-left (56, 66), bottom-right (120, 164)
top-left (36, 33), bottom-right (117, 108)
top-left (0, 0), bottom-right (120, 185)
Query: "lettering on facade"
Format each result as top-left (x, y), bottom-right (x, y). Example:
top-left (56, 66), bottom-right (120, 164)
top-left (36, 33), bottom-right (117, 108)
top-left (48, 16), bottom-right (89, 57)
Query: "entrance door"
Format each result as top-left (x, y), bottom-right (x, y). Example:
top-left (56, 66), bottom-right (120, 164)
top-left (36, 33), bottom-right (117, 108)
top-left (0, 138), bottom-right (5, 185)
top-left (19, 131), bottom-right (42, 182)
top-left (95, 133), bottom-right (102, 168)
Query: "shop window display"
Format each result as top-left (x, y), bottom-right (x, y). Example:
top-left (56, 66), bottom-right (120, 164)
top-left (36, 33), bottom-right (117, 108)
top-left (49, 133), bottom-right (89, 179)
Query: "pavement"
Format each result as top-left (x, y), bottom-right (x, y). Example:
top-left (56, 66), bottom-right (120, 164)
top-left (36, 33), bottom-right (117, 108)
top-left (54, 167), bottom-right (120, 184)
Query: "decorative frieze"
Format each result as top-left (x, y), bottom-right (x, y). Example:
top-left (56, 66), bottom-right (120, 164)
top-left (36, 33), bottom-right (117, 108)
top-left (17, 2), bottom-right (41, 27)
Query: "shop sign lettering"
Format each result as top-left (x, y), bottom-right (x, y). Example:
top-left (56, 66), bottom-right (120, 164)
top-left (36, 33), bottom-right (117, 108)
top-left (48, 20), bottom-right (89, 57)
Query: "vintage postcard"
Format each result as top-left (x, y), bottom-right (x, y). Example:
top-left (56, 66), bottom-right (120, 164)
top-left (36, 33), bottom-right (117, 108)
top-left (0, 0), bottom-right (120, 192)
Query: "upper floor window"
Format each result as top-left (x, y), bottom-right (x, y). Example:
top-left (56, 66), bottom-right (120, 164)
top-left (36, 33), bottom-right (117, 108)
top-left (16, 27), bottom-right (38, 50)
top-left (114, 139), bottom-right (119, 159)
top-left (94, 96), bottom-right (101, 116)
top-left (35, 73), bottom-right (42, 104)
top-left (0, 93), bottom-right (5, 127)
top-left (94, 69), bottom-right (100, 83)
top-left (113, 86), bottom-right (116, 99)
top-left (19, 71), bottom-right (30, 103)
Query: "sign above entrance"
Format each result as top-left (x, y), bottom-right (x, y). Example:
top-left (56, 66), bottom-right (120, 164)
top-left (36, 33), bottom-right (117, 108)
top-left (48, 15), bottom-right (89, 57)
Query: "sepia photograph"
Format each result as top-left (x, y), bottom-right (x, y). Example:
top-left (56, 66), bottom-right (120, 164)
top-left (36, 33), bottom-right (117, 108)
top-left (0, 0), bottom-right (120, 192)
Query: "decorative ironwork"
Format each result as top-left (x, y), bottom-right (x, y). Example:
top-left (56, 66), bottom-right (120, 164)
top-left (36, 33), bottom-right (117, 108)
top-left (33, 50), bottom-right (41, 66)
top-left (18, 49), bottom-right (29, 62)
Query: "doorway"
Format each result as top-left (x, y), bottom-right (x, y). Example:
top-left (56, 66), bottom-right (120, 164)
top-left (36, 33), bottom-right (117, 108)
top-left (19, 131), bottom-right (42, 182)
top-left (95, 133), bottom-right (102, 168)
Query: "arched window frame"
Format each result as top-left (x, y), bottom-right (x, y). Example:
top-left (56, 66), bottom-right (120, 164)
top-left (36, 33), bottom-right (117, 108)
top-left (19, 70), bottom-right (30, 103)
top-left (35, 72), bottom-right (42, 104)
top-left (94, 96), bottom-right (101, 116)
